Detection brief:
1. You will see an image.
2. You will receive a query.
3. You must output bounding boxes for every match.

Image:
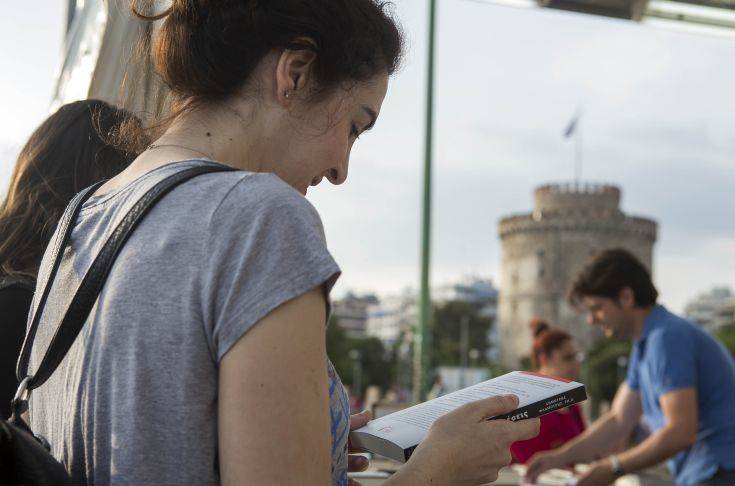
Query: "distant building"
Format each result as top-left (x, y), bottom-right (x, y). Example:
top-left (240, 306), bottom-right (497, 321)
top-left (332, 292), bottom-right (379, 338)
top-left (479, 302), bottom-right (500, 363)
top-left (684, 286), bottom-right (734, 332)
top-left (435, 277), bottom-right (500, 362)
top-left (497, 183), bottom-right (657, 368)
top-left (434, 277), bottom-right (498, 304)
top-left (364, 278), bottom-right (499, 354)
top-left (365, 290), bottom-right (417, 348)
top-left (718, 300), bottom-right (735, 329)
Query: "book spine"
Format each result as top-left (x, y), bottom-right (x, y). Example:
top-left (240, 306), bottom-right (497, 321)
top-left (490, 386), bottom-right (588, 422)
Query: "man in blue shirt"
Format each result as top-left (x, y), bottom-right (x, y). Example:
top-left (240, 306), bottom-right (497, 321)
top-left (526, 249), bottom-right (735, 485)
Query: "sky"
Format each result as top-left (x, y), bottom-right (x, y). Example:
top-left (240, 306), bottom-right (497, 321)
top-left (1, 1), bottom-right (734, 313)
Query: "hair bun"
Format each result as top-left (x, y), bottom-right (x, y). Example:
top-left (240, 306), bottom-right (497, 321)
top-left (530, 318), bottom-right (550, 338)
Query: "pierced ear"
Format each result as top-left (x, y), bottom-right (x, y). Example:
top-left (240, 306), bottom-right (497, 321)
top-left (275, 38), bottom-right (318, 106)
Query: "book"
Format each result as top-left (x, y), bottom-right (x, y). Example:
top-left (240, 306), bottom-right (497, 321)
top-left (350, 371), bottom-right (587, 463)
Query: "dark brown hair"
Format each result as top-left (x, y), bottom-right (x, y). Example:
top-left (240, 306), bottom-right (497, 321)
top-left (568, 248), bottom-right (658, 308)
top-left (530, 318), bottom-right (572, 369)
top-left (0, 100), bottom-right (144, 281)
top-left (131, 0), bottom-right (403, 108)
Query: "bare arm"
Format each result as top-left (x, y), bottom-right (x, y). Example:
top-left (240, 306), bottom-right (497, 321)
top-left (526, 382), bottom-right (642, 482)
top-left (560, 383), bottom-right (642, 462)
top-left (616, 388), bottom-right (697, 472)
top-left (574, 387), bottom-right (699, 485)
top-left (218, 288), bottom-right (331, 486)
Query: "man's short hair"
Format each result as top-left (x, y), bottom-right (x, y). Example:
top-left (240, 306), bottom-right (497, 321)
top-left (569, 248), bottom-right (658, 308)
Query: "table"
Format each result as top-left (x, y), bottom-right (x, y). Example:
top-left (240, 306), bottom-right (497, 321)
top-left (348, 458), bottom-right (673, 485)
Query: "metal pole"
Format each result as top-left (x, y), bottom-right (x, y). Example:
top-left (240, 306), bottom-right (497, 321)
top-left (460, 316), bottom-right (469, 389)
top-left (574, 119), bottom-right (582, 185)
top-left (355, 360), bottom-right (362, 402)
top-left (350, 350), bottom-right (362, 402)
top-left (414, 0), bottom-right (438, 404)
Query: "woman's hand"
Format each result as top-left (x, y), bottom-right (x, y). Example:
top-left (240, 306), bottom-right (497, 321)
top-left (390, 394), bottom-right (541, 485)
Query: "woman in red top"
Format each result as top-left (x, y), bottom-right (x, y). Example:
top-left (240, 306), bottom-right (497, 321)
top-left (511, 319), bottom-right (586, 464)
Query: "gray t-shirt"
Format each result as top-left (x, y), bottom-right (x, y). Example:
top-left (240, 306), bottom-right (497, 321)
top-left (27, 160), bottom-right (349, 485)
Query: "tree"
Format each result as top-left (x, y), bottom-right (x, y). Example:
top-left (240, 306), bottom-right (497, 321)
top-left (430, 300), bottom-right (493, 368)
top-left (326, 316), bottom-right (350, 374)
top-left (326, 316), bottom-right (395, 396)
top-left (347, 336), bottom-right (394, 394)
top-left (583, 338), bottom-right (631, 417)
top-left (715, 323), bottom-right (735, 356)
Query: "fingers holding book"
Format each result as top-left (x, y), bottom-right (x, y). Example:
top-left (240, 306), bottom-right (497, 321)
top-left (460, 393), bottom-right (520, 420)
top-left (405, 394), bottom-right (541, 485)
top-left (354, 372), bottom-right (584, 485)
top-left (461, 392), bottom-right (542, 442)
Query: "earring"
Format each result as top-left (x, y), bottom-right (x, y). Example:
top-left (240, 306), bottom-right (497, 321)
top-left (284, 90), bottom-right (292, 99)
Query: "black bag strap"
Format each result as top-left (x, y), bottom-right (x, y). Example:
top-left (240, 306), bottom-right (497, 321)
top-left (14, 183), bottom-right (102, 388)
top-left (14, 164), bottom-right (235, 406)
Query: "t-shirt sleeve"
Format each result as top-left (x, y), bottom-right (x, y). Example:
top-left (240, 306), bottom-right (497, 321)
top-left (647, 329), bottom-right (697, 395)
top-left (201, 174), bottom-right (341, 363)
top-left (626, 347), bottom-right (640, 391)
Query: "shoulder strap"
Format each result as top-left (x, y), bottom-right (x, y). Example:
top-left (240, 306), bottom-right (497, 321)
top-left (15, 183), bottom-right (103, 386)
top-left (15, 164), bottom-right (235, 395)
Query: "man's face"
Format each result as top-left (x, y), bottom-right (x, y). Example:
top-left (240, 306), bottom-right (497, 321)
top-left (581, 295), bottom-right (633, 339)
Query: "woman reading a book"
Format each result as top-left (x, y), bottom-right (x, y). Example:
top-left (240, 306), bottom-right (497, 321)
top-left (511, 319), bottom-right (586, 464)
top-left (22, 1), bottom-right (540, 485)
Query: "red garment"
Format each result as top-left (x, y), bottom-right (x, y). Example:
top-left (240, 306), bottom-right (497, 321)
top-left (511, 404), bottom-right (586, 464)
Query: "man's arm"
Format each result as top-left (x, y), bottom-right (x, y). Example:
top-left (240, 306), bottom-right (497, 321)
top-left (616, 388), bottom-right (697, 471)
top-left (526, 383), bottom-right (642, 482)
top-left (560, 383), bottom-right (642, 462)
top-left (576, 388), bottom-right (698, 485)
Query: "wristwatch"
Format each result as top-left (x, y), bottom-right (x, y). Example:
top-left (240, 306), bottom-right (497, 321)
top-left (609, 455), bottom-right (626, 478)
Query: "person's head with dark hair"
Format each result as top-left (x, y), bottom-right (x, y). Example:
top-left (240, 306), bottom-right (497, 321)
top-left (138, 0), bottom-right (403, 106)
top-left (569, 248), bottom-right (658, 340)
top-left (121, 0), bottom-right (404, 194)
top-left (529, 318), bottom-right (581, 380)
top-left (0, 99), bottom-right (144, 281)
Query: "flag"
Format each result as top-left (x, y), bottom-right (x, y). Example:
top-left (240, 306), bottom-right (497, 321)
top-left (564, 113), bottom-right (579, 138)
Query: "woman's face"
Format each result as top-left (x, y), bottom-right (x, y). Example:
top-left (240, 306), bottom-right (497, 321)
top-left (545, 340), bottom-right (582, 381)
top-left (275, 74), bottom-right (389, 195)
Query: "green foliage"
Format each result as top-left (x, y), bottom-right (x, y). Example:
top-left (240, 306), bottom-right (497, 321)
top-left (487, 361), bottom-right (513, 377)
top-left (327, 300), bottom-right (495, 396)
top-left (430, 300), bottom-right (493, 368)
top-left (715, 323), bottom-right (735, 356)
top-left (326, 317), bottom-right (394, 395)
top-left (519, 356), bottom-right (532, 371)
top-left (326, 317), bottom-right (350, 374)
top-left (583, 338), bottom-right (631, 404)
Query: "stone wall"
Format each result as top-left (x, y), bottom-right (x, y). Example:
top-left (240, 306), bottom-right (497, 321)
top-left (497, 184), bottom-right (657, 368)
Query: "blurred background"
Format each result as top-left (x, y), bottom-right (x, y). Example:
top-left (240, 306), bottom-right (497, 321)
top-left (1, 0), bottom-right (734, 419)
